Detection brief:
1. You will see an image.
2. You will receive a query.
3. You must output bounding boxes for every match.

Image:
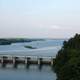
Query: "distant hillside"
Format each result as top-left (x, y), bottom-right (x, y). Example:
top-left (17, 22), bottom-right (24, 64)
top-left (0, 38), bottom-right (44, 45)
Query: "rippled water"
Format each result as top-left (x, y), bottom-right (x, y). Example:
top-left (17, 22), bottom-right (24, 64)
top-left (0, 39), bottom-right (64, 80)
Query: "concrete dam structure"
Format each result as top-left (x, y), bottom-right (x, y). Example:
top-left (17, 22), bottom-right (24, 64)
top-left (0, 55), bottom-right (55, 69)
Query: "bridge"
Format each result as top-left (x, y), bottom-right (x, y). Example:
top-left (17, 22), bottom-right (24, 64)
top-left (0, 54), bottom-right (55, 69)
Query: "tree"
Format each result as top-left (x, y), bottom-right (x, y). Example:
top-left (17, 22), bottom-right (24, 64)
top-left (54, 34), bottom-right (80, 80)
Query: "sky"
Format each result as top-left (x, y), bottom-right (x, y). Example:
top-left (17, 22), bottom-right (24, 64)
top-left (0, 0), bottom-right (80, 38)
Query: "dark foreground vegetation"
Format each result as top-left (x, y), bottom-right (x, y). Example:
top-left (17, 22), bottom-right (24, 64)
top-left (54, 34), bottom-right (80, 80)
top-left (0, 38), bottom-right (44, 45)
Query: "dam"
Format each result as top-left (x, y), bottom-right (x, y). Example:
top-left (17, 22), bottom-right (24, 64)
top-left (0, 55), bottom-right (55, 69)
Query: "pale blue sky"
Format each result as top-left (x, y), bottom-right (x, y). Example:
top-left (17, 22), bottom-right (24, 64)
top-left (0, 0), bottom-right (80, 38)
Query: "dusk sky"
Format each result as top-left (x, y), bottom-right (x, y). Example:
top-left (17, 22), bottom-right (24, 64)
top-left (0, 0), bottom-right (80, 38)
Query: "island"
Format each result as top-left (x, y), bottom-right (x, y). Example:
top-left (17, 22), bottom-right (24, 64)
top-left (24, 45), bottom-right (37, 49)
top-left (53, 34), bottom-right (80, 80)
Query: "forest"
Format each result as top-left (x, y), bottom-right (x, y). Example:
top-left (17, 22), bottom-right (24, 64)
top-left (54, 34), bottom-right (80, 80)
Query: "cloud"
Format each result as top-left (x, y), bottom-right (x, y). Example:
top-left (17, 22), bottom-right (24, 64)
top-left (50, 25), bottom-right (61, 29)
top-left (38, 24), bottom-right (61, 30)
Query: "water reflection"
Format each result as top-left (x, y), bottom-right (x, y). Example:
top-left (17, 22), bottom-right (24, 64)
top-left (0, 64), bottom-right (53, 71)
top-left (0, 65), bottom-right (57, 80)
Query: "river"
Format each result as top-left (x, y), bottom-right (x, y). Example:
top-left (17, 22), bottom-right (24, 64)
top-left (0, 39), bottom-right (64, 80)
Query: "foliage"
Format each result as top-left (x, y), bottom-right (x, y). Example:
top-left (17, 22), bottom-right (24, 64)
top-left (24, 45), bottom-right (36, 49)
top-left (0, 38), bottom-right (45, 45)
top-left (54, 34), bottom-right (80, 80)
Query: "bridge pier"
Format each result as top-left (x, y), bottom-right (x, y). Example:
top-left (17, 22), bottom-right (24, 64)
top-left (38, 58), bottom-right (43, 70)
top-left (25, 57), bottom-right (31, 69)
top-left (51, 58), bottom-right (53, 66)
top-left (12, 56), bottom-right (18, 68)
top-left (51, 58), bottom-right (54, 66)
top-left (1, 56), bottom-right (7, 68)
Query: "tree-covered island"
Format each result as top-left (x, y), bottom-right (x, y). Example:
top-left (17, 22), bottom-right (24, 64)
top-left (24, 45), bottom-right (37, 49)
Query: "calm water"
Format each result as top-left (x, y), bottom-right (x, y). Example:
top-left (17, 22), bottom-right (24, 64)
top-left (0, 39), bottom-right (64, 80)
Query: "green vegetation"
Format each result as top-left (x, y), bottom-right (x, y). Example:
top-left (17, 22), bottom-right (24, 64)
top-left (0, 38), bottom-right (44, 45)
top-left (0, 38), bottom-right (32, 45)
top-left (54, 34), bottom-right (80, 80)
top-left (24, 45), bottom-right (36, 49)
top-left (0, 39), bottom-right (11, 45)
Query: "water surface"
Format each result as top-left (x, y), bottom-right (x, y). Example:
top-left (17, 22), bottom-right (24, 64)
top-left (0, 39), bottom-right (64, 80)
